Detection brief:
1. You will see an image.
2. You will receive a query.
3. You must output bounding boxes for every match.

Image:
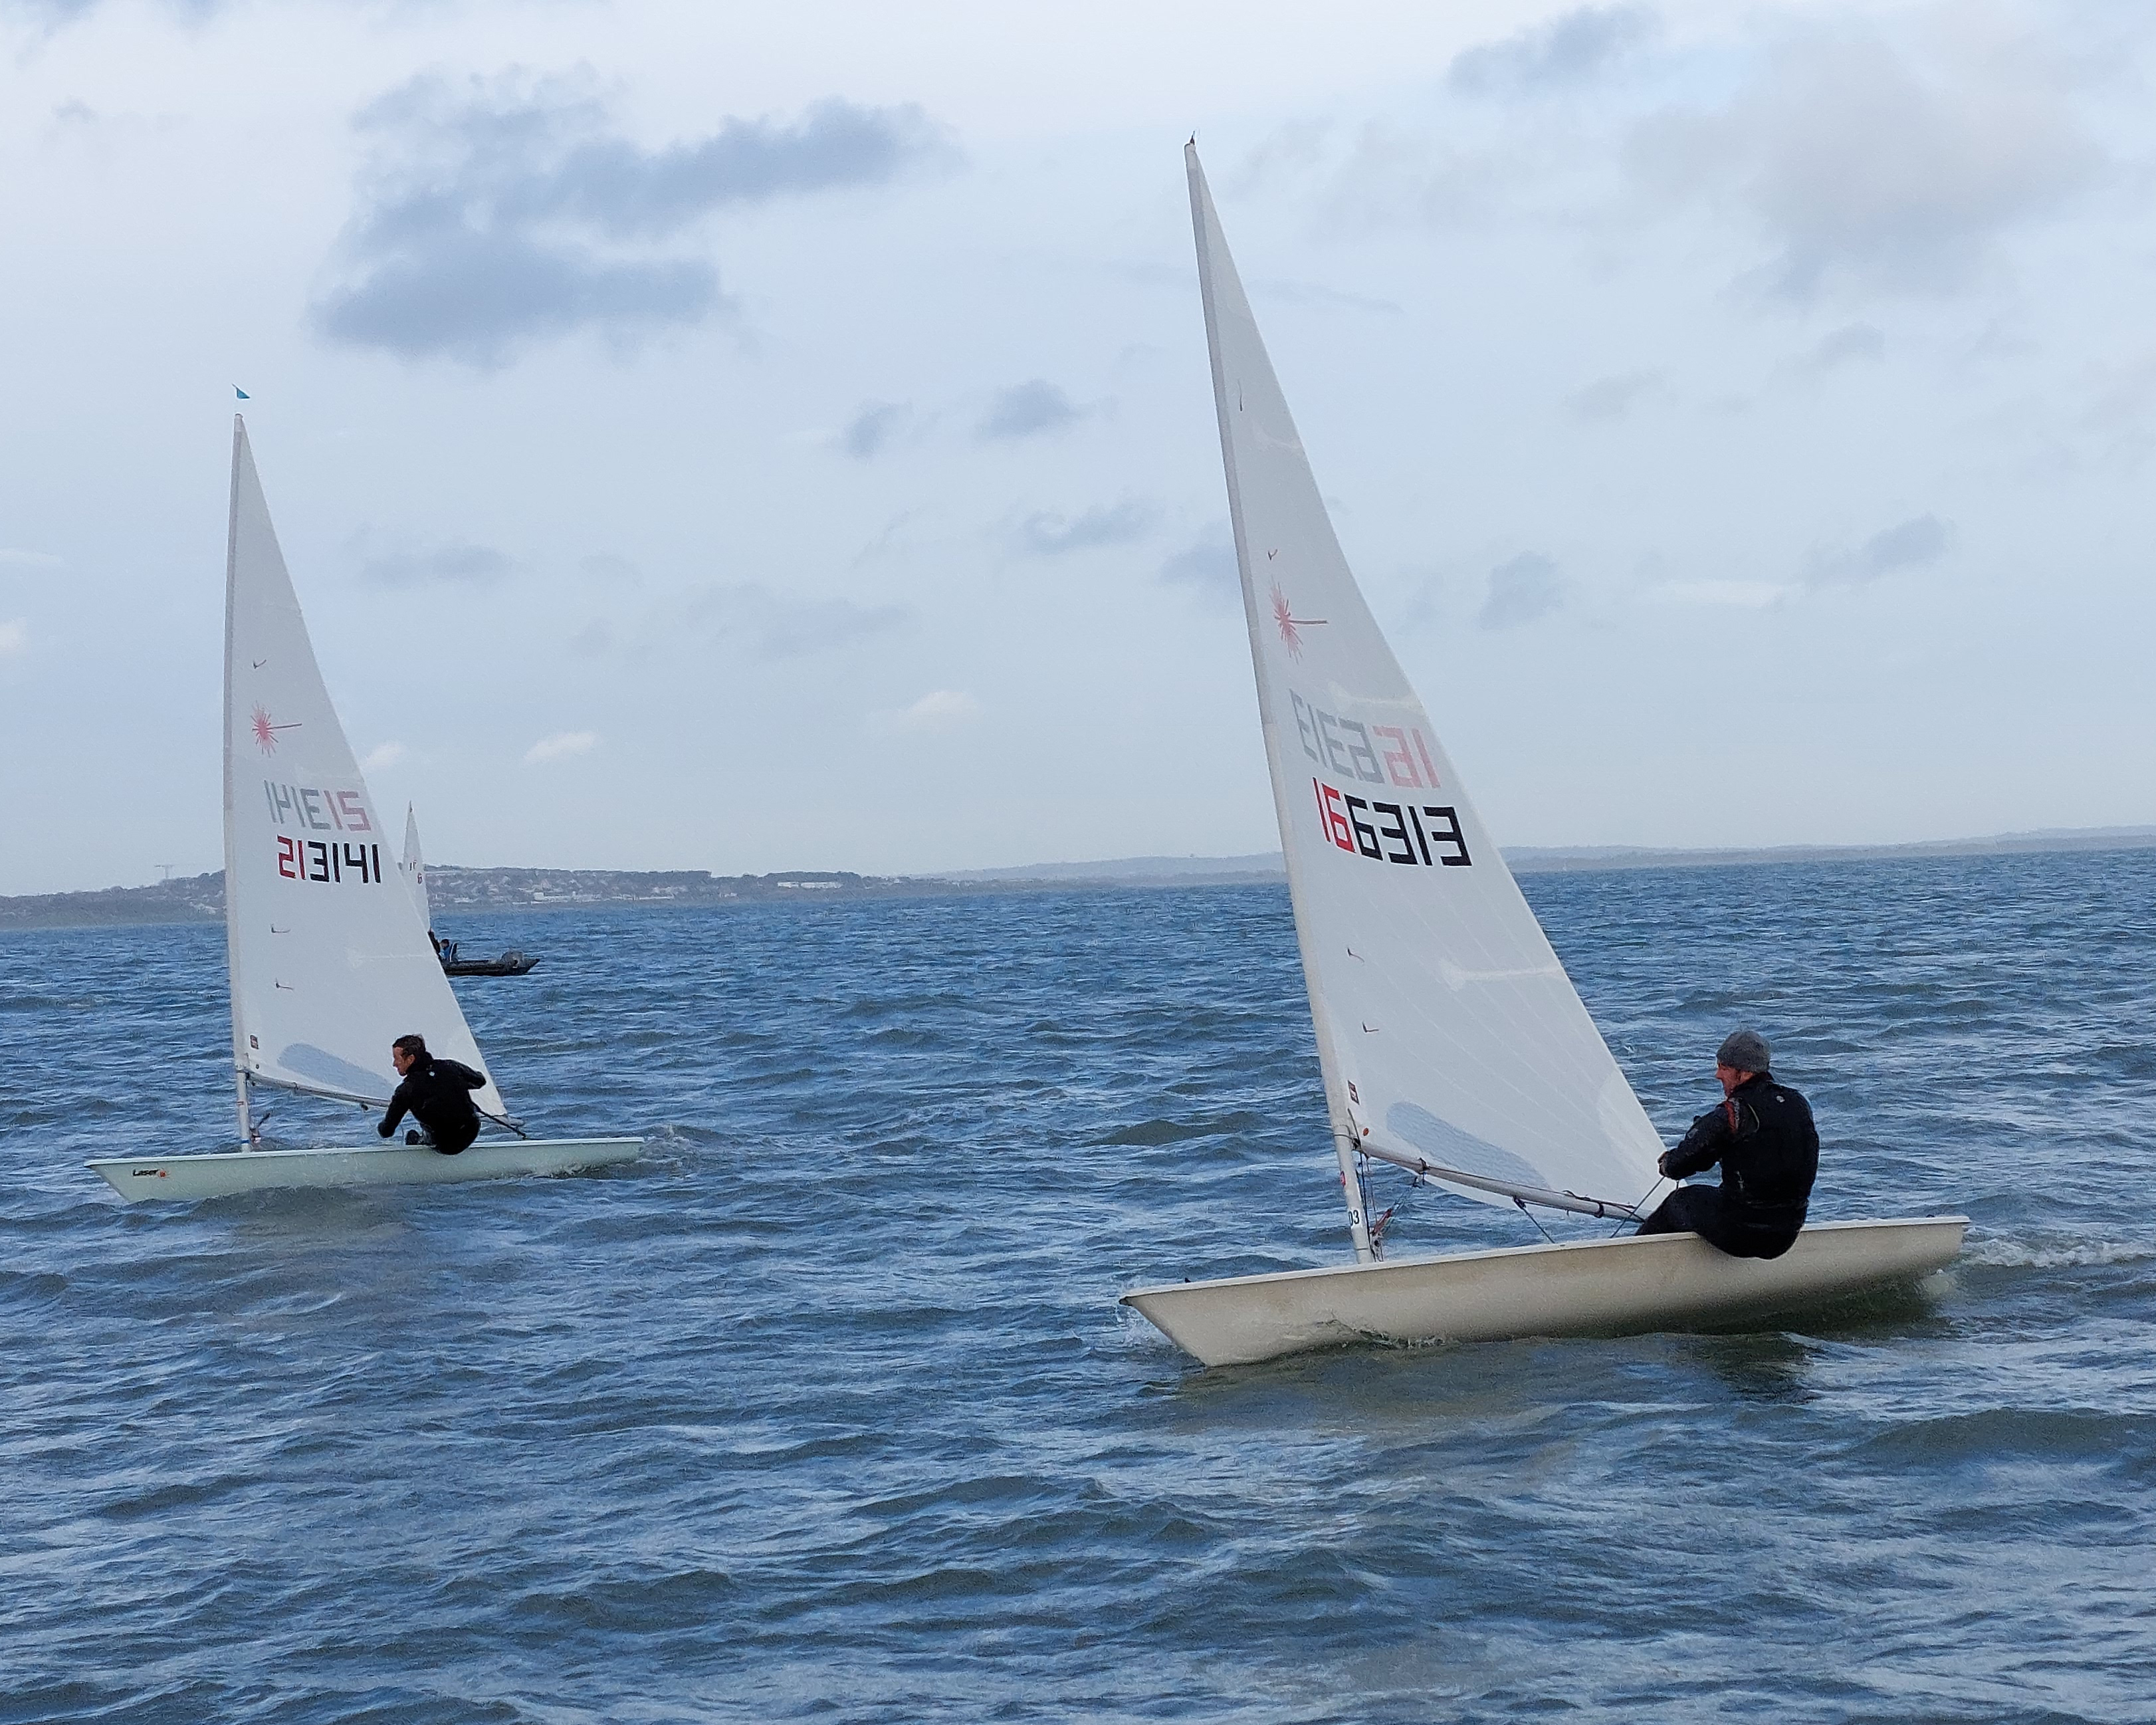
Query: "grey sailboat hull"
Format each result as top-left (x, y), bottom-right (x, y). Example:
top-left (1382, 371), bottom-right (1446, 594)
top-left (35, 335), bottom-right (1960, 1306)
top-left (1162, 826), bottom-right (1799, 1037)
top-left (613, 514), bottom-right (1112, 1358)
top-left (86, 1137), bottom-right (643, 1203)
top-left (1122, 1216), bottom-right (1969, 1367)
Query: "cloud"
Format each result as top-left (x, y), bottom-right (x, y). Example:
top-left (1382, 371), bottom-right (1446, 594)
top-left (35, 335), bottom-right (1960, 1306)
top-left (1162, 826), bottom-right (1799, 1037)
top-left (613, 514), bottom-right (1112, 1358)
top-left (1806, 513), bottom-right (1953, 588)
top-left (885, 689), bottom-right (980, 735)
top-left (360, 542), bottom-right (515, 586)
top-left (1628, 19), bottom-right (2098, 298)
top-left (1805, 323), bottom-right (1887, 370)
top-left (1449, 5), bottom-right (1658, 96)
top-left (1478, 552), bottom-right (1564, 629)
top-left (1254, 278), bottom-right (1404, 316)
top-left (524, 731), bottom-right (597, 765)
top-left (1016, 500), bottom-right (1156, 556)
top-left (312, 74), bottom-right (952, 366)
top-left (1158, 530), bottom-right (1239, 600)
top-left (568, 620), bottom-right (613, 657)
top-left (976, 380), bottom-right (1085, 442)
top-left (10, 1), bottom-right (219, 21)
top-left (1567, 368), bottom-right (1663, 422)
top-left (677, 582), bottom-right (907, 659)
top-left (1651, 580), bottom-right (1785, 609)
top-left (840, 401), bottom-right (913, 459)
top-left (578, 552), bottom-right (640, 584)
top-left (0, 619), bottom-right (26, 656)
top-left (851, 510), bottom-right (922, 566)
top-left (359, 742), bottom-right (406, 773)
top-left (2079, 356), bottom-right (2156, 468)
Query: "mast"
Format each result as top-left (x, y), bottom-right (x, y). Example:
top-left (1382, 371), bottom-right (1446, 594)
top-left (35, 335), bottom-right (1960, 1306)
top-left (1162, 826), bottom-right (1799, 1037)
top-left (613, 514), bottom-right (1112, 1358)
top-left (1188, 146), bottom-right (1376, 1261)
top-left (223, 416), bottom-right (252, 1149)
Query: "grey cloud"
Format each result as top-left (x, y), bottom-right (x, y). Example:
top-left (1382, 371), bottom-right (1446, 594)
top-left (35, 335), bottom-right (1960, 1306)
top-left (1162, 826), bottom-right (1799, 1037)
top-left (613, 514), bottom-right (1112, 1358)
top-left (677, 582), bottom-right (907, 660)
top-left (1629, 23), bottom-right (2097, 298)
top-left (2082, 357), bottom-right (2156, 439)
top-left (1017, 501), bottom-right (1156, 557)
top-left (1568, 368), bottom-right (1662, 422)
top-left (578, 553), bottom-right (640, 585)
top-left (841, 401), bottom-right (913, 459)
top-left (1255, 278), bottom-right (1403, 316)
top-left (362, 542), bottom-right (515, 586)
top-left (316, 232), bottom-right (718, 365)
top-left (1807, 324), bottom-right (1886, 370)
top-left (1450, 5), bottom-right (1658, 96)
top-left (1806, 514), bottom-right (1952, 588)
top-left (312, 75), bottom-right (951, 367)
top-left (10, 0), bottom-right (224, 17)
top-left (851, 510), bottom-right (922, 566)
top-left (548, 104), bottom-right (950, 241)
top-left (1157, 530), bottom-right (1238, 600)
top-left (1478, 552), bottom-right (1564, 629)
top-left (978, 380), bottom-right (1085, 442)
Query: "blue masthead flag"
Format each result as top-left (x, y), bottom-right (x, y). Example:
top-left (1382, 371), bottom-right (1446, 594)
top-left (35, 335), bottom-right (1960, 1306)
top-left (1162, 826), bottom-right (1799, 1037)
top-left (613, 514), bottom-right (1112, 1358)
top-left (235, 387), bottom-right (250, 400)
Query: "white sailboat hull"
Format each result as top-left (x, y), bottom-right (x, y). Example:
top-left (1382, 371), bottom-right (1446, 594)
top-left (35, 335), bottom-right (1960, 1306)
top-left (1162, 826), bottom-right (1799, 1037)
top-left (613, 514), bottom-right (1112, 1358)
top-left (86, 1137), bottom-right (643, 1204)
top-left (1122, 1216), bottom-right (1969, 1366)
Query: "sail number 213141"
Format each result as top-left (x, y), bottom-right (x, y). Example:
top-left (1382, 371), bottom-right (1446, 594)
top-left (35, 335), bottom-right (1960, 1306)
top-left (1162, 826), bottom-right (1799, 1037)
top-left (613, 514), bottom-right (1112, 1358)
top-left (276, 837), bottom-right (384, 885)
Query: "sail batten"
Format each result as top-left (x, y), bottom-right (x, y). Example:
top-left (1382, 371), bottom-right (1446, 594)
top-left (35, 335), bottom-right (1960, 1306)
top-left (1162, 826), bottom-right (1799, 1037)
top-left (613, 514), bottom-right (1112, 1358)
top-left (223, 417), bottom-right (504, 1119)
top-left (1186, 147), bottom-right (1668, 1225)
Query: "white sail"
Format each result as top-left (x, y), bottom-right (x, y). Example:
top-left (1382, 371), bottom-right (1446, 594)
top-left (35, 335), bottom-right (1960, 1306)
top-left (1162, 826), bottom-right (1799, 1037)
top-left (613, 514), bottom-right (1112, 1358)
top-left (401, 804), bottom-right (431, 929)
top-left (1187, 145), bottom-right (1666, 1228)
top-left (223, 417), bottom-right (504, 1119)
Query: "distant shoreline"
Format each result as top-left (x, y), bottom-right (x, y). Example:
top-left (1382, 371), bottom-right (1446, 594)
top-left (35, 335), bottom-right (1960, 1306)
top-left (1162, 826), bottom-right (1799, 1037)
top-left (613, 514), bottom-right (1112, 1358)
top-left (5, 826), bottom-right (2151, 933)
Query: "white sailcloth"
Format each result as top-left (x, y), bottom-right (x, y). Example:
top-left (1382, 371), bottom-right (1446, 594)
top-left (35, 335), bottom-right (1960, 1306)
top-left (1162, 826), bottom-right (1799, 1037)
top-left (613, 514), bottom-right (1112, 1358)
top-left (223, 417), bottom-right (504, 1117)
top-left (401, 804), bottom-right (431, 930)
top-left (1188, 145), bottom-right (1666, 1222)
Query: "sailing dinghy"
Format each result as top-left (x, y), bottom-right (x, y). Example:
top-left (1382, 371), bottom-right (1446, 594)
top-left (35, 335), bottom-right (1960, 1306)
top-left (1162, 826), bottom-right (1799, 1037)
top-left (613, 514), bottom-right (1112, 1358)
top-left (1121, 148), bottom-right (1964, 1366)
top-left (86, 419), bottom-right (637, 1203)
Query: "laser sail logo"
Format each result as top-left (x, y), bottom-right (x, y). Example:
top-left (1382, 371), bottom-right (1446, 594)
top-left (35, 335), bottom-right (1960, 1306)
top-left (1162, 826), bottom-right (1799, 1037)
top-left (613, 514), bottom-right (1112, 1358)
top-left (251, 705), bottom-right (299, 754)
top-left (1270, 584), bottom-right (1325, 659)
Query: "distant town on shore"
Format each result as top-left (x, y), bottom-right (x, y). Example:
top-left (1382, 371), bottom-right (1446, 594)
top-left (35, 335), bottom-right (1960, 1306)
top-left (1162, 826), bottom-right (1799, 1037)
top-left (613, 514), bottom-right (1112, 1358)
top-left (4, 826), bottom-right (2151, 934)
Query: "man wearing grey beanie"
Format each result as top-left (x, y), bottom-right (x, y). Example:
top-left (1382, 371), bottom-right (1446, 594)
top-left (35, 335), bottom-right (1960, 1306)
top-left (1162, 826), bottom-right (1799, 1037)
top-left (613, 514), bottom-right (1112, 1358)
top-left (1634, 1028), bottom-right (1818, 1258)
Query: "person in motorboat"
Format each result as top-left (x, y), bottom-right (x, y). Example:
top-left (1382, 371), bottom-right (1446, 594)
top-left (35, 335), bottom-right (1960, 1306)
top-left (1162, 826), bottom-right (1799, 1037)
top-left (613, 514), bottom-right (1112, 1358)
top-left (376, 1034), bottom-right (488, 1155)
top-left (1634, 1029), bottom-right (1818, 1258)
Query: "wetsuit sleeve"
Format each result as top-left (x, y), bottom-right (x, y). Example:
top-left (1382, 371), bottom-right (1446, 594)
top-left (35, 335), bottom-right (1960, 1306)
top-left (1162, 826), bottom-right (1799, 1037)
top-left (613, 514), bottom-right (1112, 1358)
top-left (378, 1081), bottom-right (411, 1137)
top-left (439, 1059), bottom-right (487, 1091)
top-left (1663, 1103), bottom-right (1733, 1180)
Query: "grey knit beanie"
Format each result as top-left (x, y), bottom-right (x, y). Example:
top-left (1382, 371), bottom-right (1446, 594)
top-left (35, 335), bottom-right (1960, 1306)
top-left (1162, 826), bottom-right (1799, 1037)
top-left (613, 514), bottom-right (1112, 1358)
top-left (1716, 1028), bottom-right (1771, 1073)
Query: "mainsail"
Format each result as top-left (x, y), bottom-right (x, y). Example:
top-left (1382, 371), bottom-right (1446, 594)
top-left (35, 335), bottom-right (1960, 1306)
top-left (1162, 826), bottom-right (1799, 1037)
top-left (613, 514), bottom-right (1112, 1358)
top-left (1187, 145), bottom-right (1667, 1254)
top-left (401, 804), bottom-right (431, 930)
top-left (223, 417), bottom-right (504, 1131)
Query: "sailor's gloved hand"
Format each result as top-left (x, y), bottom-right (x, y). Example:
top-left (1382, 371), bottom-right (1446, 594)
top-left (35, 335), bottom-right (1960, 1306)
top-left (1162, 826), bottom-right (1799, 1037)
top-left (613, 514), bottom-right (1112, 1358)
top-left (1657, 1151), bottom-right (1674, 1179)
top-left (376, 1120), bottom-right (393, 1139)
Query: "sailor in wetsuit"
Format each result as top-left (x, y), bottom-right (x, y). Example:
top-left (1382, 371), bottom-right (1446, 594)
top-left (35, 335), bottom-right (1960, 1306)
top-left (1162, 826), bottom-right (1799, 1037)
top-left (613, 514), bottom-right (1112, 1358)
top-left (377, 1033), bottom-right (488, 1155)
top-left (1635, 1028), bottom-right (1818, 1259)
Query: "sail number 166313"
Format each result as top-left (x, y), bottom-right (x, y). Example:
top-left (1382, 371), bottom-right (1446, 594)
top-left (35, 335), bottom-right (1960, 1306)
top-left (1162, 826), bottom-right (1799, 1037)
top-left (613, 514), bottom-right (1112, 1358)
top-left (1314, 779), bottom-right (1472, 869)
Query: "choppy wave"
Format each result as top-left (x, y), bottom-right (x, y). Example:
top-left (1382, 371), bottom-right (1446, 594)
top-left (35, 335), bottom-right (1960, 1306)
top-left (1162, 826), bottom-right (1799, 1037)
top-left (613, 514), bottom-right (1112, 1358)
top-left (3, 847), bottom-right (2154, 1722)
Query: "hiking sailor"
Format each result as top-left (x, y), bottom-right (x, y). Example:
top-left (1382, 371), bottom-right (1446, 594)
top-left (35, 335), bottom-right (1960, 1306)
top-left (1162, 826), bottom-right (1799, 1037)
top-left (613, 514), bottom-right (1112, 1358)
top-left (377, 1033), bottom-right (489, 1155)
top-left (1634, 1029), bottom-right (1818, 1259)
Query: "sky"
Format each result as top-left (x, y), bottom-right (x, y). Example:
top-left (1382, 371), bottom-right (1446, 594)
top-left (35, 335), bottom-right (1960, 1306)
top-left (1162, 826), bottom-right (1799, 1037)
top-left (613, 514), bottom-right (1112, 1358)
top-left (3, 0), bottom-right (2153, 895)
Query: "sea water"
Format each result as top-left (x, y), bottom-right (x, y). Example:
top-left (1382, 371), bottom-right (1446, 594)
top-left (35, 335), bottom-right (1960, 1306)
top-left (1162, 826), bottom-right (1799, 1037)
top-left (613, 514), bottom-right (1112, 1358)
top-left (2, 848), bottom-right (2152, 1722)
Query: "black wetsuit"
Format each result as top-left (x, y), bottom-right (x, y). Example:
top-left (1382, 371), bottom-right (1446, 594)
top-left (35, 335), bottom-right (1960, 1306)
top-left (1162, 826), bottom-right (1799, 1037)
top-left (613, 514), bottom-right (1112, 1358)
top-left (1636, 1072), bottom-right (1818, 1258)
top-left (377, 1056), bottom-right (488, 1155)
